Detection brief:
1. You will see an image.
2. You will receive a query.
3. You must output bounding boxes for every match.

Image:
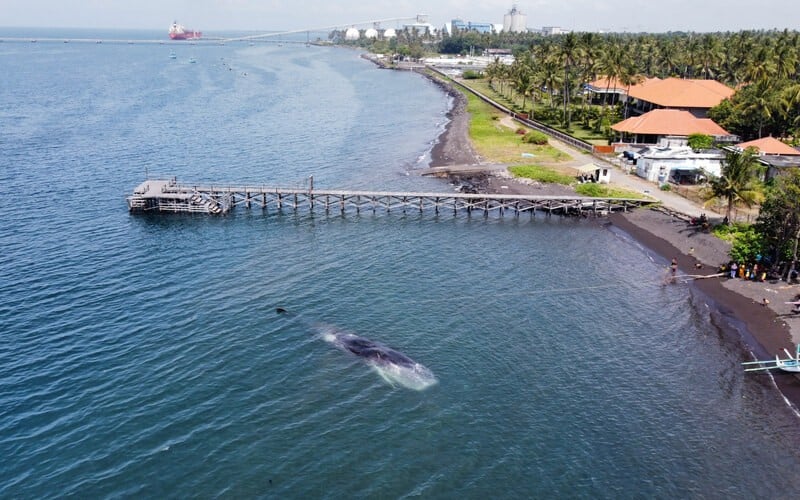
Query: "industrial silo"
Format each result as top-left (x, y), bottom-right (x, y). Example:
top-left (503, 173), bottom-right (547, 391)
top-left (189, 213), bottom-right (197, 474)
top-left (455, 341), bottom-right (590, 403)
top-left (503, 5), bottom-right (527, 33)
top-left (345, 27), bottom-right (360, 40)
top-left (383, 28), bottom-right (397, 38)
top-left (364, 28), bottom-right (378, 39)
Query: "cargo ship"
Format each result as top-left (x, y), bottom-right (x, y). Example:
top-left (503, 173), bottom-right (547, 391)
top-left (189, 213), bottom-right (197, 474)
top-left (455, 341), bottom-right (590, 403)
top-left (169, 21), bottom-right (202, 40)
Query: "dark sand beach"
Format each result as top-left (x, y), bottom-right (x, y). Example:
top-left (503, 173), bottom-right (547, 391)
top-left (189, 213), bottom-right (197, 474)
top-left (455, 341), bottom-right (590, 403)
top-left (427, 82), bottom-right (800, 411)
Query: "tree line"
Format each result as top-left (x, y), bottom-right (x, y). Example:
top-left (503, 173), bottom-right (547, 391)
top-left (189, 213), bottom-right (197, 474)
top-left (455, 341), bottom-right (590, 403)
top-left (340, 28), bottom-right (800, 278)
top-left (445, 30), bottom-right (800, 141)
top-left (448, 29), bottom-right (800, 279)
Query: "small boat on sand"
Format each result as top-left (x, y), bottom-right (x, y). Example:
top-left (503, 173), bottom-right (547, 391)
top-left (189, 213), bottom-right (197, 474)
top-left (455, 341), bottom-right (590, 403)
top-left (743, 344), bottom-right (800, 373)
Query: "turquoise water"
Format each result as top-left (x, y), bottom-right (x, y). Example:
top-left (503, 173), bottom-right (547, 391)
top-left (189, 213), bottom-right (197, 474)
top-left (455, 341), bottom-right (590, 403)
top-left (2, 31), bottom-right (800, 498)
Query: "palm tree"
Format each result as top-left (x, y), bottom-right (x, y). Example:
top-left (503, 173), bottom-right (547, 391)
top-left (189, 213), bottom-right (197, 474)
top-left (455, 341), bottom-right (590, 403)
top-left (703, 147), bottom-right (764, 223)
top-left (696, 33), bottom-right (721, 80)
top-left (744, 45), bottom-right (776, 84)
top-left (597, 40), bottom-right (627, 110)
top-left (538, 54), bottom-right (562, 109)
top-left (619, 68), bottom-right (644, 119)
top-left (485, 57), bottom-right (503, 91)
top-left (742, 80), bottom-right (777, 138)
top-left (657, 38), bottom-right (680, 78)
top-left (558, 32), bottom-right (583, 129)
top-left (772, 32), bottom-right (798, 81)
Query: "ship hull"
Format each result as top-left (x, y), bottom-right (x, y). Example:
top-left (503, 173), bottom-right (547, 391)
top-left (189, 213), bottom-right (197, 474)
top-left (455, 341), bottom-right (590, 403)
top-left (169, 31), bottom-right (202, 40)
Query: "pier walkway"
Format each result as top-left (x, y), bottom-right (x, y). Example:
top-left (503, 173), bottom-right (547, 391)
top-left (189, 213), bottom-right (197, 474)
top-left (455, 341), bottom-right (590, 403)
top-left (127, 178), bottom-right (657, 217)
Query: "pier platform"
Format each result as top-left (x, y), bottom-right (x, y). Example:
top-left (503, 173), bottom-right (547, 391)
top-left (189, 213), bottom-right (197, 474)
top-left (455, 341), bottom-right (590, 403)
top-left (127, 178), bottom-right (656, 217)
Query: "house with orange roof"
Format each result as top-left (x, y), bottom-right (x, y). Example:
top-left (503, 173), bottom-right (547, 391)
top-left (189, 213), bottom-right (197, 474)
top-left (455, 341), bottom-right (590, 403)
top-left (736, 137), bottom-right (800, 156)
top-left (584, 77), bottom-right (659, 106)
top-left (626, 78), bottom-right (734, 118)
top-left (611, 109), bottom-right (739, 183)
top-left (735, 137), bottom-right (800, 181)
top-left (611, 109), bottom-right (736, 145)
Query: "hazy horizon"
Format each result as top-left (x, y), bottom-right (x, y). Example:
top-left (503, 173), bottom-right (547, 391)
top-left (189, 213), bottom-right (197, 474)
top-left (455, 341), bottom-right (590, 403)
top-left (2, 0), bottom-right (799, 34)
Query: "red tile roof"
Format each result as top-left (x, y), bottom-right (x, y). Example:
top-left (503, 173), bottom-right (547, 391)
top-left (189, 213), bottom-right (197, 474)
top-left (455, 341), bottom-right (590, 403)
top-left (627, 78), bottom-right (734, 108)
top-left (611, 109), bottom-right (730, 136)
top-left (737, 137), bottom-right (800, 155)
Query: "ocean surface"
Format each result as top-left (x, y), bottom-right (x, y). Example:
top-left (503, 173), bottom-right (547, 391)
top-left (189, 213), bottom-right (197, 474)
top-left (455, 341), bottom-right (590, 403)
top-left (2, 29), bottom-right (800, 498)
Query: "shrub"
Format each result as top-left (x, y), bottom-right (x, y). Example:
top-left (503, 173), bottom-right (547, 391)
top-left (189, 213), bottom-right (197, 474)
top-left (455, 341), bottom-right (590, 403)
top-left (522, 131), bottom-right (549, 145)
top-left (722, 225), bottom-right (765, 263)
top-left (462, 70), bottom-right (483, 79)
top-left (660, 183), bottom-right (672, 191)
top-left (688, 133), bottom-right (714, 150)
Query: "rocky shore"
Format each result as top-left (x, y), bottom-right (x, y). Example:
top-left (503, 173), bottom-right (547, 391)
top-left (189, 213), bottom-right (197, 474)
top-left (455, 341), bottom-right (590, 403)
top-left (426, 77), bottom-right (800, 411)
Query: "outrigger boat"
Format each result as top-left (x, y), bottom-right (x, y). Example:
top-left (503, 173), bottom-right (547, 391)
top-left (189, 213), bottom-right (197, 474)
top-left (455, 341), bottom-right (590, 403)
top-left (742, 344), bottom-right (800, 373)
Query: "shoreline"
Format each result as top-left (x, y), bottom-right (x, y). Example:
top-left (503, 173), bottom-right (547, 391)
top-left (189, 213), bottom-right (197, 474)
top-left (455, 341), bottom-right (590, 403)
top-left (424, 73), bottom-right (800, 412)
top-left (609, 211), bottom-right (800, 410)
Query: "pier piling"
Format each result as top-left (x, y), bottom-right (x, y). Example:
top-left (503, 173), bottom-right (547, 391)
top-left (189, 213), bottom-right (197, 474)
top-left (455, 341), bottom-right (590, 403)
top-left (126, 179), bottom-right (655, 217)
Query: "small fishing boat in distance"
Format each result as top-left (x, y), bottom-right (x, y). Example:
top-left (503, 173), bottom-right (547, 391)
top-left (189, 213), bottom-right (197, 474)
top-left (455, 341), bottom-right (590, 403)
top-left (743, 344), bottom-right (800, 373)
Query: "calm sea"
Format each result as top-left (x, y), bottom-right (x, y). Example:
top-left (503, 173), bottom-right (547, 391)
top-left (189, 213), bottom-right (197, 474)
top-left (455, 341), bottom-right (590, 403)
top-left (2, 29), bottom-right (800, 498)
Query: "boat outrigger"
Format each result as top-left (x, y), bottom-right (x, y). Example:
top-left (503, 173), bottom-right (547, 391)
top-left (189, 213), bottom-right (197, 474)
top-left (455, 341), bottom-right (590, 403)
top-left (742, 344), bottom-right (800, 373)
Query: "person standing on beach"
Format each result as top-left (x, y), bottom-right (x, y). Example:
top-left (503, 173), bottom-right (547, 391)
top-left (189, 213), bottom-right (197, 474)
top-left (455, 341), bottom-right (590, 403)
top-left (730, 262), bottom-right (738, 278)
top-left (671, 258), bottom-right (678, 276)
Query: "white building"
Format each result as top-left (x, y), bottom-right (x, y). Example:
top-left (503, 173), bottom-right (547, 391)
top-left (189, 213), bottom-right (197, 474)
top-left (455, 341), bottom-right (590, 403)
top-left (541, 26), bottom-right (571, 36)
top-left (634, 144), bottom-right (724, 184)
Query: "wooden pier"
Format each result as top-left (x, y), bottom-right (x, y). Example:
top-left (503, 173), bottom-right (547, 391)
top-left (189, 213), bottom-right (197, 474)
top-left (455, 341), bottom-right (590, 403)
top-left (127, 178), bottom-right (656, 217)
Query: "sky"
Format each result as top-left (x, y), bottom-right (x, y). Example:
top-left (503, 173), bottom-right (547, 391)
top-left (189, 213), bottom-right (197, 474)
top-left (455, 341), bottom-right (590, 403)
top-left (2, 0), bottom-right (799, 34)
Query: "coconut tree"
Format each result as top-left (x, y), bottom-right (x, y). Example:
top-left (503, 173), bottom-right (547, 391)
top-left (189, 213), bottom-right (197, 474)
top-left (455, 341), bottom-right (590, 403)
top-left (756, 168), bottom-right (800, 279)
top-left (485, 57), bottom-right (503, 91)
top-left (537, 54), bottom-right (563, 109)
top-left (619, 68), bottom-right (644, 119)
top-left (558, 32), bottom-right (583, 129)
top-left (703, 147), bottom-right (764, 223)
top-left (696, 33), bottom-right (722, 80)
top-left (596, 40), bottom-right (628, 110)
top-left (657, 37), bottom-right (680, 78)
top-left (772, 32), bottom-right (798, 81)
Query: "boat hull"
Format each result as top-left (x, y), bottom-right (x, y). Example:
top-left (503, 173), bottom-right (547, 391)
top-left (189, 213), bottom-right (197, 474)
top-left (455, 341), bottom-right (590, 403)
top-left (169, 32), bottom-right (202, 40)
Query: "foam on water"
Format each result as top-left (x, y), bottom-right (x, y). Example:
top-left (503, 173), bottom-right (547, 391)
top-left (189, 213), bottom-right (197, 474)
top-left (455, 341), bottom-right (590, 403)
top-left (369, 360), bottom-right (438, 391)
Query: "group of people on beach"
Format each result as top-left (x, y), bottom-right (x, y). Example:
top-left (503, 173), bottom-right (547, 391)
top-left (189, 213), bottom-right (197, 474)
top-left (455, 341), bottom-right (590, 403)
top-left (725, 261), bottom-right (768, 282)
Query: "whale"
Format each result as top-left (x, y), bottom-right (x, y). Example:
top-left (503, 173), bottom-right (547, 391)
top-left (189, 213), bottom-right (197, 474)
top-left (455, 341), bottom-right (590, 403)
top-left (277, 308), bottom-right (437, 390)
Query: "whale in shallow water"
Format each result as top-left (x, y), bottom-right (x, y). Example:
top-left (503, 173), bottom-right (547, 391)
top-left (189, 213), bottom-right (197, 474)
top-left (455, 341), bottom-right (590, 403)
top-left (316, 325), bottom-right (438, 390)
top-left (277, 308), bottom-right (437, 390)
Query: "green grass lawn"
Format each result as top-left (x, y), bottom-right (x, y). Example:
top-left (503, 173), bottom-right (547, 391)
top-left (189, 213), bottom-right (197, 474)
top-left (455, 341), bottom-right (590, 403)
top-left (432, 73), bottom-right (647, 200)
top-left (574, 183), bottom-right (648, 199)
top-left (465, 92), bottom-right (571, 164)
top-left (462, 79), bottom-right (609, 145)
